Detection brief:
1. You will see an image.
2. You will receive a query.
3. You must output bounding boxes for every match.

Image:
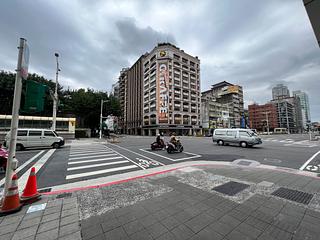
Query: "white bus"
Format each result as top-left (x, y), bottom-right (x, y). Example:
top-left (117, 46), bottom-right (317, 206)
top-left (273, 128), bottom-right (288, 134)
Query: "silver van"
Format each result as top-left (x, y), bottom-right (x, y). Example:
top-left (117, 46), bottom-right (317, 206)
top-left (4, 129), bottom-right (64, 151)
top-left (212, 128), bottom-right (262, 147)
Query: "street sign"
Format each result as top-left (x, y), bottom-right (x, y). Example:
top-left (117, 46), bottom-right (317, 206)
top-left (21, 41), bottom-right (29, 80)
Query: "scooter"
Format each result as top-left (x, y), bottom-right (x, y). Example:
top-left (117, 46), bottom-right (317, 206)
top-left (0, 144), bottom-right (8, 173)
top-left (166, 140), bottom-right (184, 153)
top-left (151, 139), bottom-right (165, 150)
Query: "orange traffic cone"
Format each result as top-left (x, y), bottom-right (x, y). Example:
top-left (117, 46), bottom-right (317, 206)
top-left (21, 167), bottom-right (41, 203)
top-left (0, 173), bottom-right (22, 215)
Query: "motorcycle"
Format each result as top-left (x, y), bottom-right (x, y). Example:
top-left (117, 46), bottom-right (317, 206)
top-left (151, 139), bottom-right (165, 150)
top-left (0, 144), bottom-right (8, 173)
top-left (166, 140), bottom-right (184, 153)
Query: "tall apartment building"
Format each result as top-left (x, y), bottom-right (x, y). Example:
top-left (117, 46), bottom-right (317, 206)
top-left (111, 82), bottom-right (120, 99)
top-left (142, 43), bottom-right (201, 136)
top-left (272, 84), bottom-right (290, 100)
top-left (248, 103), bottom-right (278, 132)
top-left (118, 68), bottom-right (129, 134)
top-left (201, 81), bottom-right (244, 131)
top-left (271, 97), bottom-right (301, 133)
top-left (118, 43), bottom-right (201, 136)
top-left (293, 90), bottom-right (311, 129)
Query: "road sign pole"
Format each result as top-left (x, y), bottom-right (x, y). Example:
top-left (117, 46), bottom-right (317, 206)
top-left (3, 38), bottom-right (26, 197)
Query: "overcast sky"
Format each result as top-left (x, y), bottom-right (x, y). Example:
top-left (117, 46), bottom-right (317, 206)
top-left (1, 0), bottom-right (319, 121)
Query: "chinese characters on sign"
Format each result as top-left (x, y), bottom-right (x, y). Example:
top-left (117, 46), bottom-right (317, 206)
top-left (158, 62), bottom-right (169, 123)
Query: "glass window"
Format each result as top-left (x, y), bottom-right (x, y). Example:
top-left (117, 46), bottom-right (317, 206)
top-left (227, 131), bottom-right (236, 136)
top-left (239, 131), bottom-right (250, 137)
top-left (44, 131), bottom-right (56, 137)
top-left (28, 131), bottom-right (42, 136)
top-left (17, 130), bottom-right (28, 136)
top-left (215, 130), bottom-right (226, 135)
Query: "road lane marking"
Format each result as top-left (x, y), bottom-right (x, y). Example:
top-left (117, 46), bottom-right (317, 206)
top-left (69, 149), bottom-right (111, 154)
top-left (69, 151), bottom-right (114, 157)
top-left (139, 149), bottom-right (201, 162)
top-left (66, 165), bottom-right (138, 180)
top-left (67, 160), bottom-right (129, 171)
top-left (109, 144), bottom-right (165, 166)
top-left (0, 150), bottom-right (45, 186)
top-left (69, 153), bottom-right (117, 160)
top-left (18, 149), bottom-right (56, 189)
top-left (68, 156), bottom-right (123, 165)
top-left (299, 150), bottom-right (320, 170)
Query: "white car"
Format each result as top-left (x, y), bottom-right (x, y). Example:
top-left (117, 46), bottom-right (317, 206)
top-left (4, 128), bottom-right (64, 151)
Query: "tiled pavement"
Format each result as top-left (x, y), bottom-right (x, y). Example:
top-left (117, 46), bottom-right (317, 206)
top-left (1, 165), bottom-right (320, 239)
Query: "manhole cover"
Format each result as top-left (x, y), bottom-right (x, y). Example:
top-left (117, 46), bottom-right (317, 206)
top-left (212, 181), bottom-right (250, 196)
top-left (56, 192), bottom-right (72, 199)
top-left (271, 187), bottom-right (313, 205)
top-left (238, 161), bottom-right (251, 166)
top-left (39, 188), bottom-right (52, 193)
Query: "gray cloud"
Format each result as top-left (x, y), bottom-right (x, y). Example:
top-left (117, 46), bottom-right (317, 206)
top-left (0, 0), bottom-right (319, 120)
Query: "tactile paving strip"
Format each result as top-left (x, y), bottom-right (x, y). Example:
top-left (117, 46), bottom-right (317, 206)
top-left (271, 187), bottom-right (313, 205)
top-left (212, 181), bottom-right (250, 196)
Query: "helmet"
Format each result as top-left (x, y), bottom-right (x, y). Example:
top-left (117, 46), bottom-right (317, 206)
top-left (157, 134), bottom-right (160, 136)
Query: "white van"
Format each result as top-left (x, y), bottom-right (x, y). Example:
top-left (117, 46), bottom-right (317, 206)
top-left (212, 128), bottom-right (262, 147)
top-left (4, 129), bottom-right (65, 151)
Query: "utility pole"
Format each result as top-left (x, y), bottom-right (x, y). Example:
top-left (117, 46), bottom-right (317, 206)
top-left (52, 53), bottom-right (60, 131)
top-left (4, 38), bottom-right (27, 197)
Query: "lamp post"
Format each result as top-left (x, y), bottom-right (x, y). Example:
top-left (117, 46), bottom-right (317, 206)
top-left (100, 99), bottom-right (109, 139)
top-left (52, 53), bottom-right (60, 131)
top-left (264, 111), bottom-right (270, 135)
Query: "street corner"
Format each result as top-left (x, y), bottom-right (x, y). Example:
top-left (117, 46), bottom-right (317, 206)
top-left (300, 150), bottom-right (320, 175)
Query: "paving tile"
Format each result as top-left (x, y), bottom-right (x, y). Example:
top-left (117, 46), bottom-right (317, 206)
top-left (0, 233), bottom-right (14, 240)
top-left (81, 224), bottom-right (103, 240)
top-left (209, 221), bottom-right (234, 237)
top-left (235, 222), bottom-right (262, 239)
top-left (117, 213), bottom-right (137, 225)
top-left (104, 226), bottom-right (128, 240)
top-left (62, 197), bottom-right (77, 205)
top-left (11, 225), bottom-right (38, 240)
top-left (62, 203), bottom-right (77, 211)
top-left (128, 229), bottom-right (153, 240)
top-left (138, 214), bottom-right (158, 228)
top-left (18, 216), bottom-right (41, 230)
top-left (24, 211), bottom-right (44, 220)
top-left (293, 227), bottom-right (318, 240)
top-left (35, 228), bottom-right (59, 240)
top-left (153, 209), bottom-right (171, 221)
top-left (38, 219), bottom-right (59, 233)
top-left (61, 208), bottom-right (78, 218)
top-left (205, 208), bottom-right (225, 220)
top-left (58, 231), bottom-right (81, 240)
top-left (243, 216), bottom-right (270, 231)
top-left (81, 216), bottom-right (102, 230)
top-left (0, 221), bottom-right (20, 235)
top-left (306, 209), bottom-right (320, 220)
top-left (41, 212), bottom-right (61, 223)
top-left (59, 222), bottom-right (80, 237)
top-left (302, 213), bottom-right (320, 225)
top-left (171, 224), bottom-right (194, 240)
top-left (0, 215), bottom-right (24, 227)
top-left (219, 215), bottom-right (241, 228)
top-left (146, 222), bottom-right (168, 239)
top-left (225, 229), bottom-right (254, 240)
top-left (259, 225), bottom-right (293, 240)
top-left (185, 213), bottom-right (215, 233)
top-left (190, 227), bottom-right (223, 240)
top-left (228, 209), bottom-right (250, 222)
top-left (155, 231), bottom-right (176, 240)
top-left (101, 218), bottom-right (122, 233)
top-left (250, 210), bottom-right (274, 224)
top-left (272, 213), bottom-right (300, 233)
top-left (60, 214), bottom-right (79, 227)
top-left (43, 206), bottom-right (61, 216)
top-left (123, 220), bottom-right (144, 236)
top-left (46, 200), bottom-right (63, 209)
top-left (161, 216), bottom-right (180, 231)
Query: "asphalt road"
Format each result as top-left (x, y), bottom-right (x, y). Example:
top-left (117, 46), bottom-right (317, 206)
top-left (0, 134), bottom-right (319, 192)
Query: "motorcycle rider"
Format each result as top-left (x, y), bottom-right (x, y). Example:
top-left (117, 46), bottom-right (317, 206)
top-left (170, 132), bottom-right (178, 147)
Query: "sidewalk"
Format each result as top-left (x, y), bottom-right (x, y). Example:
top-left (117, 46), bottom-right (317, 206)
top-left (1, 163), bottom-right (320, 240)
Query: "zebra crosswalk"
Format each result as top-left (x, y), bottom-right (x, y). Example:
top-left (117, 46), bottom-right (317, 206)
top-left (262, 138), bottom-right (319, 148)
top-left (66, 143), bottom-right (142, 181)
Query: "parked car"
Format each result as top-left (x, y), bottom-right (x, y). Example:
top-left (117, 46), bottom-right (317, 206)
top-left (4, 129), bottom-right (64, 151)
top-left (212, 128), bottom-right (262, 148)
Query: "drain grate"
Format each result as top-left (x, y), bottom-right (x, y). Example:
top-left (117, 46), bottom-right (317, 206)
top-left (271, 187), bottom-right (313, 205)
top-left (56, 192), bottom-right (72, 199)
top-left (39, 188), bottom-right (52, 193)
top-left (212, 181), bottom-right (250, 196)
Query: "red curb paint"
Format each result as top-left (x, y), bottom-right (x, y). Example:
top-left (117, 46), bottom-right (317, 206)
top-left (42, 163), bottom-right (320, 196)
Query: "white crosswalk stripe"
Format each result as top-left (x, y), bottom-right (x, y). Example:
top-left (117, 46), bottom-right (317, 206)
top-left (66, 143), bottom-right (142, 181)
top-left (262, 138), bottom-right (319, 147)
